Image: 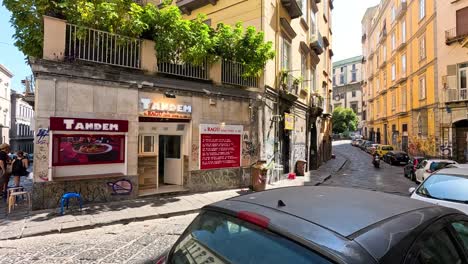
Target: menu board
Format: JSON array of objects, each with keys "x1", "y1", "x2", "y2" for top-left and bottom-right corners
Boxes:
[{"x1": 200, "y1": 124, "x2": 243, "y2": 170}]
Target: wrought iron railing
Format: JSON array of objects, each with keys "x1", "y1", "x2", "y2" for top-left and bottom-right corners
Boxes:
[
  {"x1": 65, "y1": 23, "x2": 141, "y2": 69},
  {"x1": 221, "y1": 60, "x2": 258, "y2": 87},
  {"x1": 445, "y1": 27, "x2": 468, "y2": 44},
  {"x1": 446, "y1": 88, "x2": 468, "y2": 101},
  {"x1": 157, "y1": 53, "x2": 209, "y2": 80}
]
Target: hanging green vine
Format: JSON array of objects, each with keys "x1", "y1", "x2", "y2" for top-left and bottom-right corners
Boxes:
[{"x1": 3, "y1": 0, "x2": 274, "y2": 77}]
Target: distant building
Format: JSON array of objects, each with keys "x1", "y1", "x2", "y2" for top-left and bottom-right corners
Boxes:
[
  {"x1": 0, "y1": 64, "x2": 12, "y2": 144},
  {"x1": 10, "y1": 90, "x2": 34, "y2": 153},
  {"x1": 332, "y1": 56, "x2": 364, "y2": 131}
]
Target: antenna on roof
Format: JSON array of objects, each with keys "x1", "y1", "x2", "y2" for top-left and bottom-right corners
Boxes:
[{"x1": 277, "y1": 200, "x2": 286, "y2": 207}]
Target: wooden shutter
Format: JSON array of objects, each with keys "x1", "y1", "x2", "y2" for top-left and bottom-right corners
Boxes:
[{"x1": 456, "y1": 7, "x2": 468, "y2": 37}]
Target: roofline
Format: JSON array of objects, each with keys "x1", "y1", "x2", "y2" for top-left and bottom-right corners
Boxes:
[
  {"x1": 0, "y1": 64, "x2": 14, "y2": 78},
  {"x1": 361, "y1": 5, "x2": 379, "y2": 23},
  {"x1": 333, "y1": 56, "x2": 363, "y2": 67}
]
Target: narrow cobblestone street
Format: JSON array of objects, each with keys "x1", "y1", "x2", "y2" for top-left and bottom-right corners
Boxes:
[
  {"x1": 0, "y1": 140, "x2": 419, "y2": 263},
  {"x1": 323, "y1": 140, "x2": 417, "y2": 195}
]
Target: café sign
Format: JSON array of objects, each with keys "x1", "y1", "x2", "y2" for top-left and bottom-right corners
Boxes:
[
  {"x1": 50, "y1": 117, "x2": 129, "y2": 132},
  {"x1": 140, "y1": 98, "x2": 192, "y2": 119}
]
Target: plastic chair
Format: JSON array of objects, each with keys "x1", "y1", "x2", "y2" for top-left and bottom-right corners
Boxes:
[
  {"x1": 60, "y1": 192, "x2": 83, "y2": 215},
  {"x1": 8, "y1": 191, "x2": 31, "y2": 214}
]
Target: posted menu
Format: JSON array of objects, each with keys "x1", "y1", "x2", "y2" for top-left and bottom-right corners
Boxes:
[{"x1": 200, "y1": 124, "x2": 243, "y2": 170}]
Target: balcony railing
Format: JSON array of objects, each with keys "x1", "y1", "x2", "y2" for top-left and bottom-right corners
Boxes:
[
  {"x1": 221, "y1": 60, "x2": 258, "y2": 87},
  {"x1": 158, "y1": 53, "x2": 209, "y2": 80},
  {"x1": 310, "y1": 33, "x2": 324, "y2": 55},
  {"x1": 396, "y1": 1, "x2": 407, "y2": 20},
  {"x1": 446, "y1": 27, "x2": 468, "y2": 45},
  {"x1": 281, "y1": 0, "x2": 303, "y2": 19},
  {"x1": 65, "y1": 23, "x2": 142, "y2": 69},
  {"x1": 378, "y1": 28, "x2": 387, "y2": 44},
  {"x1": 446, "y1": 88, "x2": 468, "y2": 102}
]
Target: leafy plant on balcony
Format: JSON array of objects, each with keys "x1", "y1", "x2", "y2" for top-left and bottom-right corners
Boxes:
[{"x1": 4, "y1": 0, "x2": 274, "y2": 77}]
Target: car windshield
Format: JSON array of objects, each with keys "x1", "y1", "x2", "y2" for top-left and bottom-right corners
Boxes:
[
  {"x1": 416, "y1": 174, "x2": 468, "y2": 204},
  {"x1": 170, "y1": 211, "x2": 332, "y2": 264}
]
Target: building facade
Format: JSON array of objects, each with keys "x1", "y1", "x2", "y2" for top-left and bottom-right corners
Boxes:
[
  {"x1": 10, "y1": 90, "x2": 34, "y2": 154},
  {"x1": 182, "y1": 0, "x2": 334, "y2": 175},
  {"x1": 30, "y1": 0, "x2": 333, "y2": 209},
  {"x1": 0, "y1": 64, "x2": 12, "y2": 144},
  {"x1": 436, "y1": 1, "x2": 468, "y2": 163},
  {"x1": 362, "y1": 0, "x2": 437, "y2": 153},
  {"x1": 332, "y1": 56, "x2": 363, "y2": 130}
]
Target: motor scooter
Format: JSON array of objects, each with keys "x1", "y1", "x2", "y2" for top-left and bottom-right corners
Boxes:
[{"x1": 372, "y1": 155, "x2": 380, "y2": 168}]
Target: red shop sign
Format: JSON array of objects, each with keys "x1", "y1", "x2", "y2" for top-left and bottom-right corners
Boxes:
[
  {"x1": 200, "y1": 134, "x2": 241, "y2": 170},
  {"x1": 50, "y1": 117, "x2": 128, "y2": 132}
]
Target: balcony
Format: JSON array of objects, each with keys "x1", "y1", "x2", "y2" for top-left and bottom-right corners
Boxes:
[
  {"x1": 396, "y1": 1, "x2": 407, "y2": 20},
  {"x1": 446, "y1": 88, "x2": 468, "y2": 102},
  {"x1": 446, "y1": 27, "x2": 468, "y2": 46},
  {"x1": 396, "y1": 72, "x2": 407, "y2": 84},
  {"x1": 397, "y1": 39, "x2": 407, "y2": 51},
  {"x1": 176, "y1": 0, "x2": 218, "y2": 15},
  {"x1": 399, "y1": 103, "x2": 407, "y2": 113},
  {"x1": 158, "y1": 53, "x2": 209, "y2": 80},
  {"x1": 43, "y1": 16, "x2": 261, "y2": 88},
  {"x1": 322, "y1": 35, "x2": 330, "y2": 48},
  {"x1": 281, "y1": 0, "x2": 302, "y2": 19},
  {"x1": 310, "y1": 33, "x2": 324, "y2": 55},
  {"x1": 221, "y1": 60, "x2": 258, "y2": 88},
  {"x1": 378, "y1": 28, "x2": 387, "y2": 44}
]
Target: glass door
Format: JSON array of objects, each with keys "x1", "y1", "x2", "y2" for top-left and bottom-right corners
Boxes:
[
  {"x1": 158, "y1": 135, "x2": 182, "y2": 185},
  {"x1": 459, "y1": 65, "x2": 467, "y2": 100}
]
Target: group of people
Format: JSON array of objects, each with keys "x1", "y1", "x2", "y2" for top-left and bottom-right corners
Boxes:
[{"x1": 0, "y1": 143, "x2": 30, "y2": 196}]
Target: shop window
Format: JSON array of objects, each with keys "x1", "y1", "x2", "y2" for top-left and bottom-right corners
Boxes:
[
  {"x1": 52, "y1": 134, "x2": 126, "y2": 166},
  {"x1": 140, "y1": 135, "x2": 155, "y2": 154}
]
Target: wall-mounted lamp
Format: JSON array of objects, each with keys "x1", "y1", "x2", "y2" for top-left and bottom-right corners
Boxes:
[{"x1": 164, "y1": 91, "x2": 176, "y2": 98}]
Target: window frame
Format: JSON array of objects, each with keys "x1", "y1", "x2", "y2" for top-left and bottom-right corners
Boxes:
[
  {"x1": 419, "y1": 34, "x2": 426, "y2": 61},
  {"x1": 419, "y1": 0, "x2": 426, "y2": 20},
  {"x1": 419, "y1": 75, "x2": 426, "y2": 100},
  {"x1": 401, "y1": 20, "x2": 406, "y2": 43},
  {"x1": 281, "y1": 37, "x2": 292, "y2": 71},
  {"x1": 403, "y1": 216, "x2": 468, "y2": 264},
  {"x1": 392, "y1": 63, "x2": 396, "y2": 81}
]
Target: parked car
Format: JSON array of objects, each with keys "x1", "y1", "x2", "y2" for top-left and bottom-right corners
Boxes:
[
  {"x1": 156, "y1": 186, "x2": 468, "y2": 264},
  {"x1": 404, "y1": 156, "x2": 426, "y2": 181},
  {"x1": 383, "y1": 151, "x2": 409, "y2": 165},
  {"x1": 410, "y1": 168, "x2": 468, "y2": 214},
  {"x1": 351, "y1": 139, "x2": 363, "y2": 147},
  {"x1": 414, "y1": 159, "x2": 458, "y2": 183},
  {"x1": 361, "y1": 141, "x2": 374, "y2": 151},
  {"x1": 358, "y1": 140, "x2": 369, "y2": 150},
  {"x1": 444, "y1": 163, "x2": 468, "y2": 169},
  {"x1": 366, "y1": 143, "x2": 380, "y2": 154},
  {"x1": 375, "y1": 145, "x2": 394, "y2": 157}
]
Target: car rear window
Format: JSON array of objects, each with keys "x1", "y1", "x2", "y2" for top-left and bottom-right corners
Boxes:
[
  {"x1": 170, "y1": 211, "x2": 333, "y2": 264},
  {"x1": 382, "y1": 146, "x2": 393, "y2": 150},
  {"x1": 416, "y1": 174, "x2": 468, "y2": 204},
  {"x1": 430, "y1": 162, "x2": 453, "y2": 171}
]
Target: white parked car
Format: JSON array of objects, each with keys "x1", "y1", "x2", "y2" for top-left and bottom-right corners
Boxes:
[
  {"x1": 410, "y1": 168, "x2": 468, "y2": 214},
  {"x1": 414, "y1": 159, "x2": 457, "y2": 183}
]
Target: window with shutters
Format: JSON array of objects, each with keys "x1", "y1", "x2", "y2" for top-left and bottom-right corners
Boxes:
[
  {"x1": 419, "y1": 75, "x2": 426, "y2": 100},
  {"x1": 456, "y1": 7, "x2": 468, "y2": 37},
  {"x1": 419, "y1": 35, "x2": 426, "y2": 61}
]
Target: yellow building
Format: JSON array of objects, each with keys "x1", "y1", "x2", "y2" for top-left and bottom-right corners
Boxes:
[
  {"x1": 178, "y1": 0, "x2": 334, "y2": 173},
  {"x1": 362, "y1": 0, "x2": 437, "y2": 156}
]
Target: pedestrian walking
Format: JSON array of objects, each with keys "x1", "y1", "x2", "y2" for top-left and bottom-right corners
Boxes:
[
  {"x1": 0, "y1": 143, "x2": 11, "y2": 196},
  {"x1": 12, "y1": 151, "x2": 29, "y2": 187}
]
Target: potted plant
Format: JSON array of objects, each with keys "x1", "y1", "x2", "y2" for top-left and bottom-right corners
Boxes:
[
  {"x1": 292, "y1": 76, "x2": 303, "y2": 95},
  {"x1": 279, "y1": 69, "x2": 289, "y2": 91}
]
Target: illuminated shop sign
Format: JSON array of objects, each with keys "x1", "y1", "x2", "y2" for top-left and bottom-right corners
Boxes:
[
  {"x1": 50, "y1": 117, "x2": 128, "y2": 132},
  {"x1": 139, "y1": 98, "x2": 192, "y2": 119}
]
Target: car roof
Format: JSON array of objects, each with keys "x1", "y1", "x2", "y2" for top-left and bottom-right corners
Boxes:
[
  {"x1": 434, "y1": 167, "x2": 468, "y2": 176},
  {"x1": 426, "y1": 159, "x2": 455, "y2": 163},
  {"x1": 219, "y1": 186, "x2": 435, "y2": 238}
]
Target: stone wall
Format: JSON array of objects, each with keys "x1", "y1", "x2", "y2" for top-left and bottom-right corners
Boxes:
[
  {"x1": 32, "y1": 176, "x2": 138, "y2": 210},
  {"x1": 184, "y1": 167, "x2": 250, "y2": 192}
]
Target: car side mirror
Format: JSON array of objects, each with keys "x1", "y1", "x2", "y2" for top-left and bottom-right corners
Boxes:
[{"x1": 409, "y1": 187, "x2": 416, "y2": 194}]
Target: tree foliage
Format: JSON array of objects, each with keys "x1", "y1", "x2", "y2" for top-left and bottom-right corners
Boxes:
[
  {"x1": 3, "y1": 0, "x2": 274, "y2": 76},
  {"x1": 332, "y1": 107, "x2": 358, "y2": 134}
]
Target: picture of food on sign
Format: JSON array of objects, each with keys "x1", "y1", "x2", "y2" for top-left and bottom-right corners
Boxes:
[{"x1": 55, "y1": 135, "x2": 124, "y2": 166}]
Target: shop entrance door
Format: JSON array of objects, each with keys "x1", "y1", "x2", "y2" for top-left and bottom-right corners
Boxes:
[{"x1": 158, "y1": 135, "x2": 182, "y2": 185}]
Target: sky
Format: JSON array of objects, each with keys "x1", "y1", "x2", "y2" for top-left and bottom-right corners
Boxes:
[
  {"x1": 332, "y1": 0, "x2": 381, "y2": 62},
  {"x1": 0, "y1": 4, "x2": 32, "y2": 93},
  {"x1": 0, "y1": 0, "x2": 380, "y2": 90}
]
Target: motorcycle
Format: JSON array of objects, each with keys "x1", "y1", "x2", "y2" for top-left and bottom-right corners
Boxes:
[{"x1": 372, "y1": 155, "x2": 380, "y2": 168}]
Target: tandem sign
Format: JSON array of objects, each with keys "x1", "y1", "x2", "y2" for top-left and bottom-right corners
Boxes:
[
  {"x1": 139, "y1": 98, "x2": 192, "y2": 119},
  {"x1": 50, "y1": 117, "x2": 129, "y2": 132}
]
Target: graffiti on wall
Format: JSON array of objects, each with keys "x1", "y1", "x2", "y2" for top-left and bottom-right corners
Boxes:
[
  {"x1": 191, "y1": 143, "x2": 199, "y2": 170},
  {"x1": 107, "y1": 179, "x2": 133, "y2": 195},
  {"x1": 439, "y1": 141, "x2": 453, "y2": 158},
  {"x1": 292, "y1": 143, "x2": 306, "y2": 162},
  {"x1": 408, "y1": 136, "x2": 437, "y2": 157},
  {"x1": 189, "y1": 169, "x2": 240, "y2": 192},
  {"x1": 36, "y1": 128, "x2": 49, "y2": 144}
]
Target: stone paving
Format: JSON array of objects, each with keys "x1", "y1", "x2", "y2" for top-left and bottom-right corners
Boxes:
[
  {"x1": 322, "y1": 140, "x2": 418, "y2": 195},
  {"x1": 0, "y1": 143, "x2": 348, "y2": 241}
]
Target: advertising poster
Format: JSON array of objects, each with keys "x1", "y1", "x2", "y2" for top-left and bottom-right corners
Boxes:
[
  {"x1": 52, "y1": 134, "x2": 125, "y2": 166},
  {"x1": 200, "y1": 124, "x2": 243, "y2": 170},
  {"x1": 285, "y1": 113, "x2": 294, "y2": 130}
]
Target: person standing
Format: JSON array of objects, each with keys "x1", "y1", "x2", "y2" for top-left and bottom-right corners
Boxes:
[
  {"x1": 0, "y1": 143, "x2": 11, "y2": 195},
  {"x1": 12, "y1": 151, "x2": 29, "y2": 187}
]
